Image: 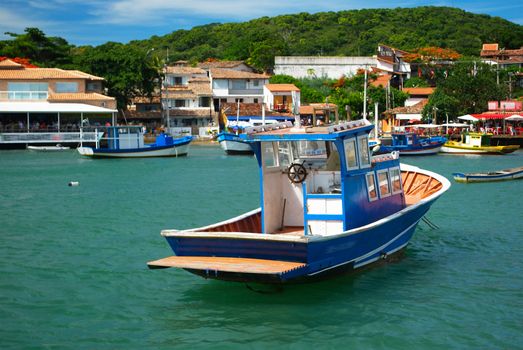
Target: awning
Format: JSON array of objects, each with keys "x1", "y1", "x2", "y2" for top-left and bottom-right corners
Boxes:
[
  {"x1": 0, "y1": 101, "x2": 117, "y2": 113},
  {"x1": 472, "y1": 113, "x2": 514, "y2": 120}
]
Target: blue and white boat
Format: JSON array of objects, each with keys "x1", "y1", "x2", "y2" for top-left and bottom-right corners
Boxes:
[
  {"x1": 217, "y1": 111, "x2": 294, "y2": 155},
  {"x1": 148, "y1": 120, "x2": 450, "y2": 283},
  {"x1": 379, "y1": 132, "x2": 446, "y2": 155},
  {"x1": 453, "y1": 166, "x2": 523, "y2": 183},
  {"x1": 78, "y1": 126, "x2": 192, "y2": 158}
]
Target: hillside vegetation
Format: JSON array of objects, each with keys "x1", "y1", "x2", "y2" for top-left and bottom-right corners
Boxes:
[{"x1": 128, "y1": 6, "x2": 523, "y2": 70}]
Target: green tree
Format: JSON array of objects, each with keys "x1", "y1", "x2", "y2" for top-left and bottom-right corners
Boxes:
[
  {"x1": 0, "y1": 28, "x2": 72, "y2": 67},
  {"x1": 423, "y1": 61, "x2": 507, "y2": 122},
  {"x1": 74, "y1": 43, "x2": 161, "y2": 110}
]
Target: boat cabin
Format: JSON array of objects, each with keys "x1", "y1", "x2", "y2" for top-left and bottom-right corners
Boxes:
[{"x1": 244, "y1": 120, "x2": 406, "y2": 236}]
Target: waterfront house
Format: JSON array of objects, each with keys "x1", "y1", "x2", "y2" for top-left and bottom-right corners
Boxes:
[
  {"x1": 481, "y1": 43, "x2": 523, "y2": 88},
  {"x1": 209, "y1": 68, "x2": 270, "y2": 111},
  {"x1": 162, "y1": 63, "x2": 214, "y2": 135},
  {"x1": 0, "y1": 58, "x2": 117, "y2": 147},
  {"x1": 263, "y1": 83, "x2": 300, "y2": 113}
]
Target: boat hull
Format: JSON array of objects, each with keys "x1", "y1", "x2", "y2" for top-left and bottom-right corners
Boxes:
[
  {"x1": 441, "y1": 142, "x2": 519, "y2": 154},
  {"x1": 453, "y1": 167, "x2": 523, "y2": 183},
  {"x1": 77, "y1": 139, "x2": 191, "y2": 158},
  {"x1": 217, "y1": 132, "x2": 253, "y2": 154}
]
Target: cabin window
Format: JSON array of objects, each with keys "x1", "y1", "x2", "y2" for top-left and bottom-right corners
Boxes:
[
  {"x1": 343, "y1": 138, "x2": 358, "y2": 170},
  {"x1": 277, "y1": 141, "x2": 293, "y2": 166},
  {"x1": 390, "y1": 167, "x2": 402, "y2": 194},
  {"x1": 377, "y1": 170, "x2": 391, "y2": 198},
  {"x1": 296, "y1": 140, "x2": 327, "y2": 159},
  {"x1": 262, "y1": 142, "x2": 277, "y2": 167},
  {"x1": 366, "y1": 172, "x2": 378, "y2": 201},
  {"x1": 357, "y1": 135, "x2": 371, "y2": 168}
]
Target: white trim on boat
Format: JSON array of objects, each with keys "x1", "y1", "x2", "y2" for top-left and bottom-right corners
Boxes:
[{"x1": 307, "y1": 220, "x2": 418, "y2": 276}]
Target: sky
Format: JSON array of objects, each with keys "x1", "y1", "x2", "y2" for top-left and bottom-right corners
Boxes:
[{"x1": 1, "y1": 0, "x2": 522, "y2": 46}]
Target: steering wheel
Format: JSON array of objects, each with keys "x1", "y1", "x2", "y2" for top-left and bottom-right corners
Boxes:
[{"x1": 287, "y1": 163, "x2": 308, "y2": 183}]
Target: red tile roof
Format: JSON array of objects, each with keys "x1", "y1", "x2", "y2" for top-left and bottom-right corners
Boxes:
[
  {"x1": 210, "y1": 68, "x2": 270, "y2": 79},
  {"x1": 402, "y1": 87, "x2": 435, "y2": 96},
  {"x1": 265, "y1": 84, "x2": 300, "y2": 92}
]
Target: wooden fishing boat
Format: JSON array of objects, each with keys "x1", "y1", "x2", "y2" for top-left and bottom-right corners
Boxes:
[
  {"x1": 77, "y1": 126, "x2": 192, "y2": 158},
  {"x1": 379, "y1": 132, "x2": 446, "y2": 155},
  {"x1": 453, "y1": 166, "x2": 523, "y2": 183},
  {"x1": 148, "y1": 119, "x2": 450, "y2": 284},
  {"x1": 441, "y1": 133, "x2": 519, "y2": 154}
]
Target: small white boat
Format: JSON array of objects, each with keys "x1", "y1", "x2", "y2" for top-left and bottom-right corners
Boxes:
[
  {"x1": 453, "y1": 166, "x2": 523, "y2": 183},
  {"x1": 77, "y1": 126, "x2": 192, "y2": 158},
  {"x1": 27, "y1": 144, "x2": 70, "y2": 151}
]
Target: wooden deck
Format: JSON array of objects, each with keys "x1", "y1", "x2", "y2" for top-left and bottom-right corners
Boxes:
[{"x1": 147, "y1": 256, "x2": 306, "y2": 274}]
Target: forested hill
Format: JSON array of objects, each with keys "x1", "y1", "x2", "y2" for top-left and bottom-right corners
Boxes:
[{"x1": 127, "y1": 6, "x2": 523, "y2": 69}]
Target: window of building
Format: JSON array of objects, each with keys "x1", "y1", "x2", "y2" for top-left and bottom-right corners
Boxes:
[
  {"x1": 377, "y1": 170, "x2": 391, "y2": 198},
  {"x1": 173, "y1": 76, "x2": 183, "y2": 85},
  {"x1": 343, "y1": 138, "x2": 358, "y2": 170},
  {"x1": 213, "y1": 79, "x2": 228, "y2": 89},
  {"x1": 252, "y1": 80, "x2": 260, "y2": 87},
  {"x1": 174, "y1": 100, "x2": 186, "y2": 107},
  {"x1": 390, "y1": 167, "x2": 402, "y2": 194},
  {"x1": 7, "y1": 82, "x2": 48, "y2": 100},
  {"x1": 366, "y1": 172, "x2": 378, "y2": 201},
  {"x1": 232, "y1": 80, "x2": 246, "y2": 90},
  {"x1": 86, "y1": 82, "x2": 101, "y2": 92},
  {"x1": 56, "y1": 82, "x2": 78, "y2": 93},
  {"x1": 199, "y1": 97, "x2": 211, "y2": 107},
  {"x1": 254, "y1": 98, "x2": 259, "y2": 103},
  {"x1": 235, "y1": 98, "x2": 244, "y2": 103}
]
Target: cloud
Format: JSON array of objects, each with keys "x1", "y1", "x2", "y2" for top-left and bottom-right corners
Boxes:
[{"x1": 90, "y1": 0, "x2": 357, "y2": 25}]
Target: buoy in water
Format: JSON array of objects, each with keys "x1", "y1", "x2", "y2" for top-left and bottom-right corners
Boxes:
[{"x1": 68, "y1": 181, "x2": 79, "y2": 187}]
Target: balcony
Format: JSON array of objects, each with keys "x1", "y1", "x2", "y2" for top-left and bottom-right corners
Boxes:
[
  {"x1": 228, "y1": 88, "x2": 263, "y2": 95},
  {"x1": 0, "y1": 91, "x2": 48, "y2": 101}
]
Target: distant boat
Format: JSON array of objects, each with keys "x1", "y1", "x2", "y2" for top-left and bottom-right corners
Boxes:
[
  {"x1": 216, "y1": 107, "x2": 294, "y2": 155},
  {"x1": 27, "y1": 144, "x2": 70, "y2": 151},
  {"x1": 379, "y1": 132, "x2": 446, "y2": 155},
  {"x1": 441, "y1": 133, "x2": 519, "y2": 154},
  {"x1": 453, "y1": 166, "x2": 523, "y2": 183},
  {"x1": 148, "y1": 119, "x2": 450, "y2": 284},
  {"x1": 216, "y1": 131, "x2": 253, "y2": 155},
  {"x1": 77, "y1": 126, "x2": 192, "y2": 158}
]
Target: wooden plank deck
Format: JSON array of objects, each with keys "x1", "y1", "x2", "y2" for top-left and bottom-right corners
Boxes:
[{"x1": 147, "y1": 256, "x2": 306, "y2": 274}]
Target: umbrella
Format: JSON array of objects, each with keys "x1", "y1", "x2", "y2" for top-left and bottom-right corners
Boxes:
[
  {"x1": 457, "y1": 114, "x2": 479, "y2": 122},
  {"x1": 505, "y1": 114, "x2": 523, "y2": 121}
]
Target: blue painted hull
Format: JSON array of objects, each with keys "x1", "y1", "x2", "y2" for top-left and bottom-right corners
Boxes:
[{"x1": 164, "y1": 199, "x2": 434, "y2": 283}]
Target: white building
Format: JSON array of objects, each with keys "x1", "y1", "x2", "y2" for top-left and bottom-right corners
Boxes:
[
  {"x1": 274, "y1": 56, "x2": 377, "y2": 79},
  {"x1": 209, "y1": 68, "x2": 270, "y2": 110}
]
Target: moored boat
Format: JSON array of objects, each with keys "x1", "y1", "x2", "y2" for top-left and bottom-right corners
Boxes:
[
  {"x1": 453, "y1": 166, "x2": 523, "y2": 183},
  {"x1": 148, "y1": 119, "x2": 450, "y2": 284},
  {"x1": 379, "y1": 132, "x2": 446, "y2": 155},
  {"x1": 77, "y1": 126, "x2": 192, "y2": 158},
  {"x1": 441, "y1": 132, "x2": 519, "y2": 154},
  {"x1": 27, "y1": 144, "x2": 70, "y2": 151}
]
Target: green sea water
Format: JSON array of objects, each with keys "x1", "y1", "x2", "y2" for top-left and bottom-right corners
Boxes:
[{"x1": 1, "y1": 145, "x2": 522, "y2": 349}]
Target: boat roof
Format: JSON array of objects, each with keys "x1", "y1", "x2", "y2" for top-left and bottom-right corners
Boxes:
[{"x1": 243, "y1": 119, "x2": 374, "y2": 142}]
